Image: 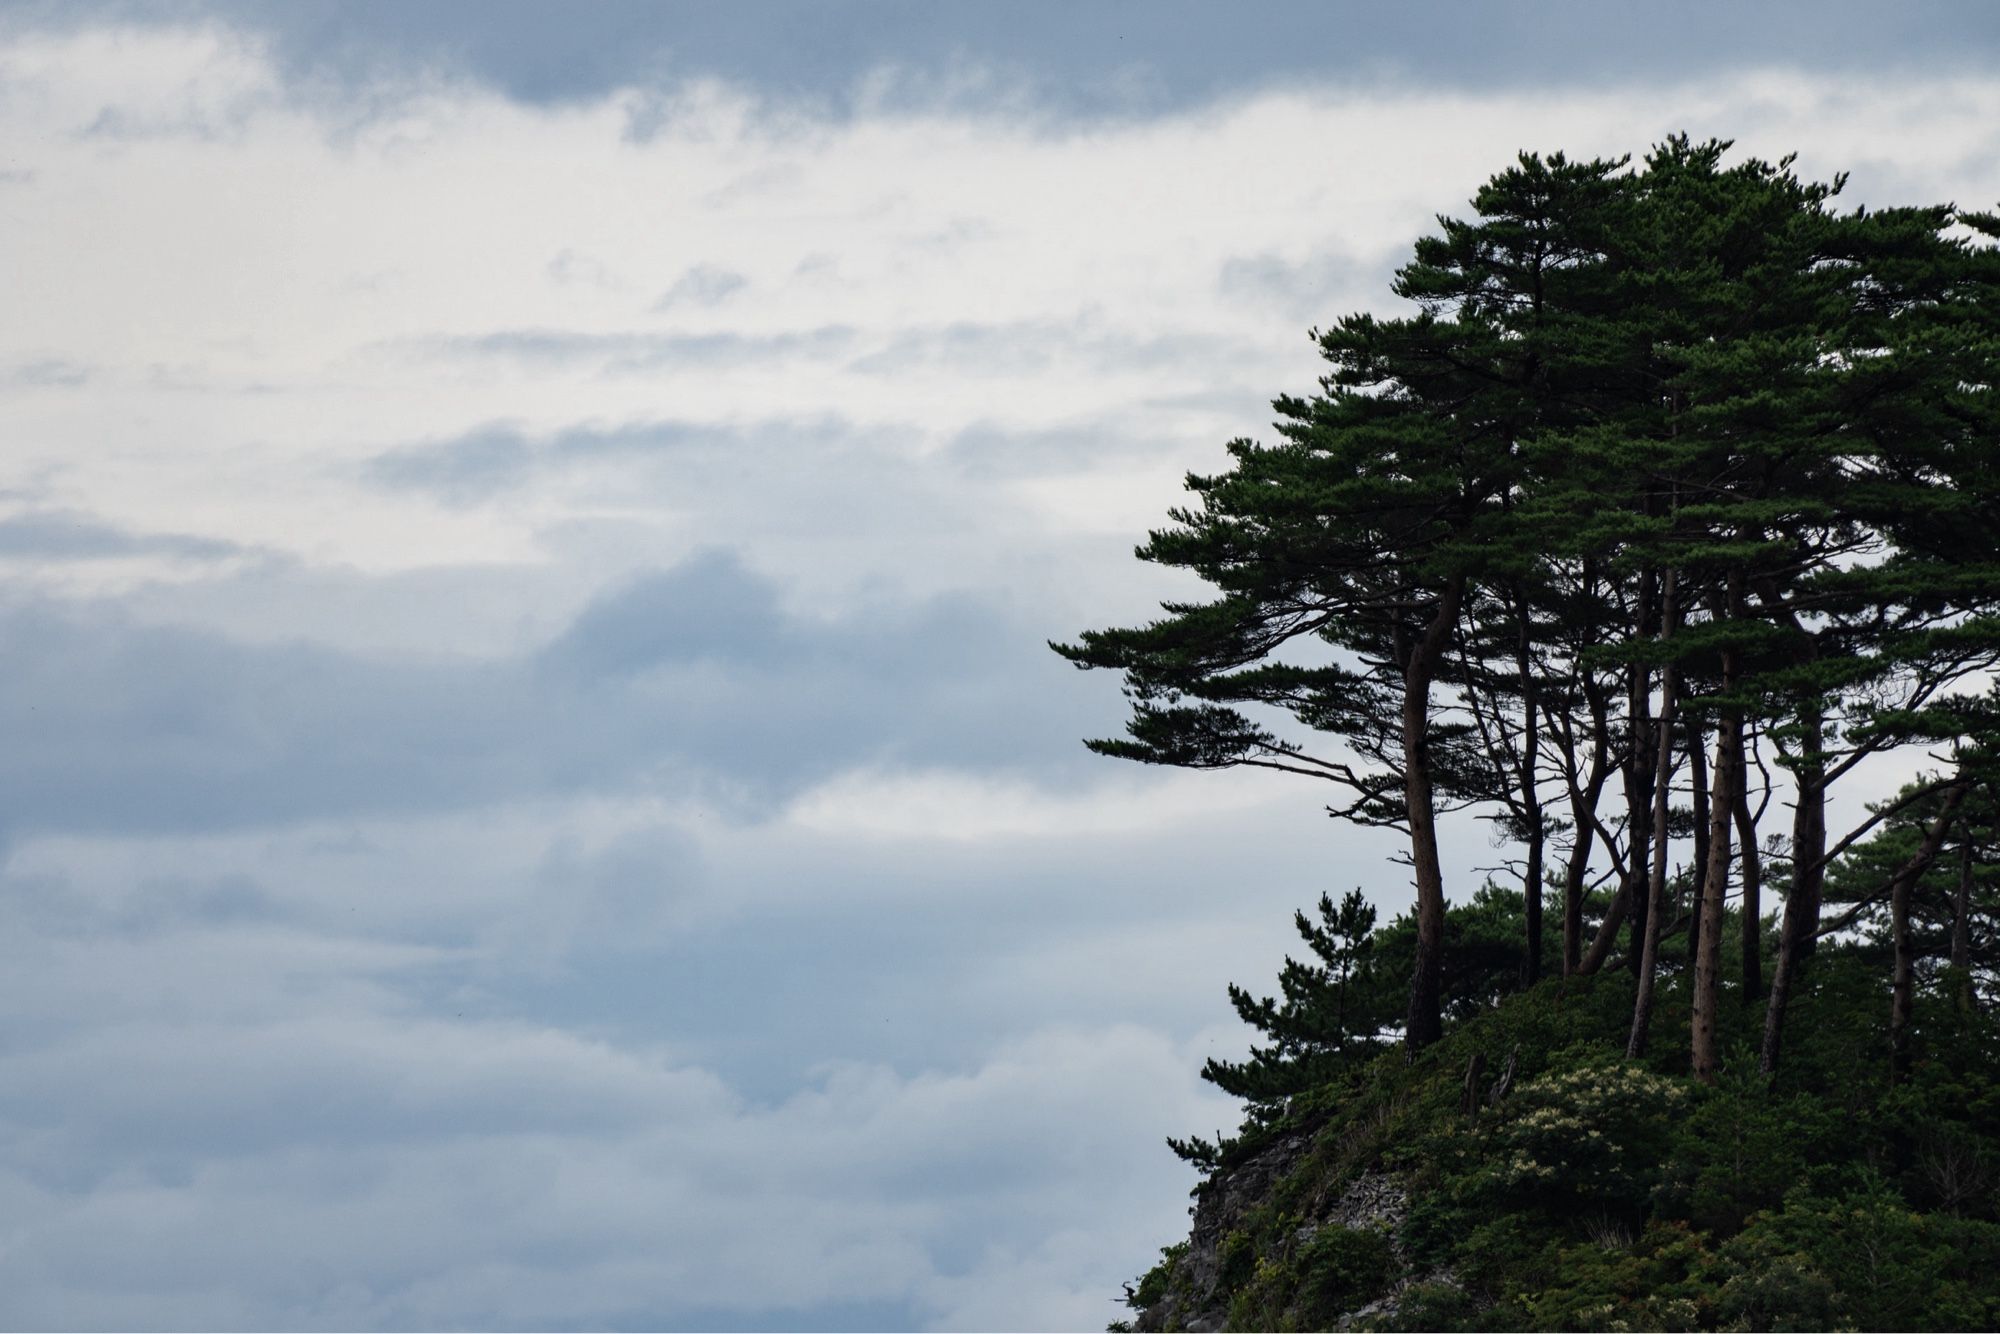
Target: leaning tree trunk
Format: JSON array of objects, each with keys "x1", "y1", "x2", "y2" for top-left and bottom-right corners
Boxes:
[
  {"x1": 1624, "y1": 700, "x2": 1656, "y2": 980},
  {"x1": 1610, "y1": 573, "x2": 1657, "y2": 979},
  {"x1": 1513, "y1": 585, "x2": 1545, "y2": 987},
  {"x1": 1736, "y1": 776, "x2": 1763, "y2": 1002},
  {"x1": 1761, "y1": 701, "x2": 1826, "y2": 1076},
  {"x1": 1562, "y1": 681, "x2": 1611, "y2": 976},
  {"x1": 1954, "y1": 833, "x2": 1976, "y2": 1014},
  {"x1": 1892, "y1": 781, "x2": 1971, "y2": 1081},
  {"x1": 1578, "y1": 880, "x2": 1630, "y2": 976},
  {"x1": 1560, "y1": 810, "x2": 1595, "y2": 977},
  {"x1": 1522, "y1": 806, "x2": 1545, "y2": 988},
  {"x1": 1403, "y1": 575, "x2": 1467, "y2": 1053},
  {"x1": 1504, "y1": 580, "x2": 1536, "y2": 988},
  {"x1": 1629, "y1": 568, "x2": 1680, "y2": 1058},
  {"x1": 1692, "y1": 699, "x2": 1741, "y2": 1082},
  {"x1": 1686, "y1": 718, "x2": 1711, "y2": 973}
]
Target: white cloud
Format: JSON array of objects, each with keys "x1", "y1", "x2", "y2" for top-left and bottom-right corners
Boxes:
[
  {"x1": 784, "y1": 764, "x2": 1292, "y2": 842},
  {"x1": 6, "y1": 28, "x2": 1997, "y2": 609},
  {"x1": 3, "y1": 19, "x2": 1999, "y2": 1331},
  {"x1": 0, "y1": 901, "x2": 1227, "y2": 1329}
]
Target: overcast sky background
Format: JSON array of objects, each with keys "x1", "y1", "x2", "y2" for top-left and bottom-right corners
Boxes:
[{"x1": 3, "y1": 4, "x2": 2000, "y2": 1329}]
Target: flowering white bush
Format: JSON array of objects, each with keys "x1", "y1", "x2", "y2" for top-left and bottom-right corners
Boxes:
[{"x1": 1482, "y1": 1061, "x2": 1690, "y2": 1207}]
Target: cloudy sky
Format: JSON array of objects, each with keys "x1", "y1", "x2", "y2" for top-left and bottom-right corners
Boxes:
[{"x1": 3, "y1": 3, "x2": 1999, "y2": 1329}]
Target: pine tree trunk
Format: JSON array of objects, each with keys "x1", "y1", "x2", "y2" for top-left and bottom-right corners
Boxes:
[
  {"x1": 1892, "y1": 782, "x2": 1970, "y2": 1081},
  {"x1": 1561, "y1": 822, "x2": 1592, "y2": 977},
  {"x1": 1761, "y1": 704, "x2": 1826, "y2": 1076},
  {"x1": 1578, "y1": 879, "x2": 1628, "y2": 976},
  {"x1": 1516, "y1": 589, "x2": 1544, "y2": 987},
  {"x1": 1687, "y1": 720, "x2": 1710, "y2": 972},
  {"x1": 1523, "y1": 821, "x2": 1544, "y2": 987},
  {"x1": 1561, "y1": 685, "x2": 1610, "y2": 977},
  {"x1": 1621, "y1": 575, "x2": 1657, "y2": 979},
  {"x1": 1890, "y1": 863, "x2": 1916, "y2": 1082},
  {"x1": 1736, "y1": 778, "x2": 1763, "y2": 1003},
  {"x1": 1954, "y1": 833, "x2": 1976, "y2": 1014},
  {"x1": 1628, "y1": 568, "x2": 1680, "y2": 1059},
  {"x1": 1403, "y1": 575, "x2": 1467, "y2": 1053},
  {"x1": 1692, "y1": 710, "x2": 1740, "y2": 1084}
]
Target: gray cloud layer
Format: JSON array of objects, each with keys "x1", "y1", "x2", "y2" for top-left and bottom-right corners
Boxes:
[
  {"x1": 0, "y1": 510, "x2": 244, "y2": 562},
  {"x1": 4, "y1": 12, "x2": 1989, "y2": 1329},
  {"x1": 15, "y1": 1, "x2": 1999, "y2": 114},
  {"x1": 0, "y1": 548, "x2": 1096, "y2": 839}
]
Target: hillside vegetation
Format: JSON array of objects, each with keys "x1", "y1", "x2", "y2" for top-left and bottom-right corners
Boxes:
[{"x1": 1118, "y1": 894, "x2": 2000, "y2": 1331}]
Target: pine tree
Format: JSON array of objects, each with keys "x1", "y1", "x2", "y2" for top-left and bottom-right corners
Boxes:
[
  {"x1": 1198, "y1": 889, "x2": 1385, "y2": 1105},
  {"x1": 1059, "y1": 138, "x2": 2000, "y2": 1073},
  {"x1": 1055, "y1": 152, "x2": 1632, "y2": 1051}
]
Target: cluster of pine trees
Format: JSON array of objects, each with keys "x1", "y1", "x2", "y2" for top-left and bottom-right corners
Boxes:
[{"x1": 1056, "y1": 137, "x2": 2000, "y2": 1088}]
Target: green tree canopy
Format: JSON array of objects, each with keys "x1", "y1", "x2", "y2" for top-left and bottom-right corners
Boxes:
[{"x1": 1059, "y1": 137, "x2": 2000, "y2": 1073}]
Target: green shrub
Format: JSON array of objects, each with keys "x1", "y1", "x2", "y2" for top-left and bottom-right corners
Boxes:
[
  {"x1": 1657, "y1": 1056, "x2": 1834, "y2": 1233},
  {"x1": 1475, "y1": 1056, "x2": 1690, "y2": 1213},
  {"x1": 1218, "y1": 1228, "x2": 1256, "y2": 1295},
  {"x1": 1293, "y1": 1225, "x2": 1397, "y2": 1326},
  {"x1": 1353, "y1": 1280, "x2": 1480, "y2": 1331},
  {"x1": 1129, "y1": 1241, "x2": 1185, "y2": 1310},
  {"x1": 1719, "y1": 1180, "x2": 2000, "y2": 1331},
  {"x1": 1505, "y1": 1222, "x2": 1717, "y2": 1331}
]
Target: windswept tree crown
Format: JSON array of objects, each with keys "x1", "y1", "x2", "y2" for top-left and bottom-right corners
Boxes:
[{"x1": 1057, "y1": 137, "x2": 2000, "y2": 1068}]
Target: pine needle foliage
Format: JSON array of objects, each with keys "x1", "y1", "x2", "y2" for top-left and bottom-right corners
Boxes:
[{"x1": 1058, "y1": 136, "x2": 2000, "y2": 1075}]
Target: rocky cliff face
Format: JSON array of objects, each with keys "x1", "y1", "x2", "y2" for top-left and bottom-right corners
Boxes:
[
  {"x1": 1133, "y1": 1128, "x2": 1309, "y2": 1332},
  {"x1": 1126, "y1": 1121, "x2": 1437, "y2": 1332}
]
